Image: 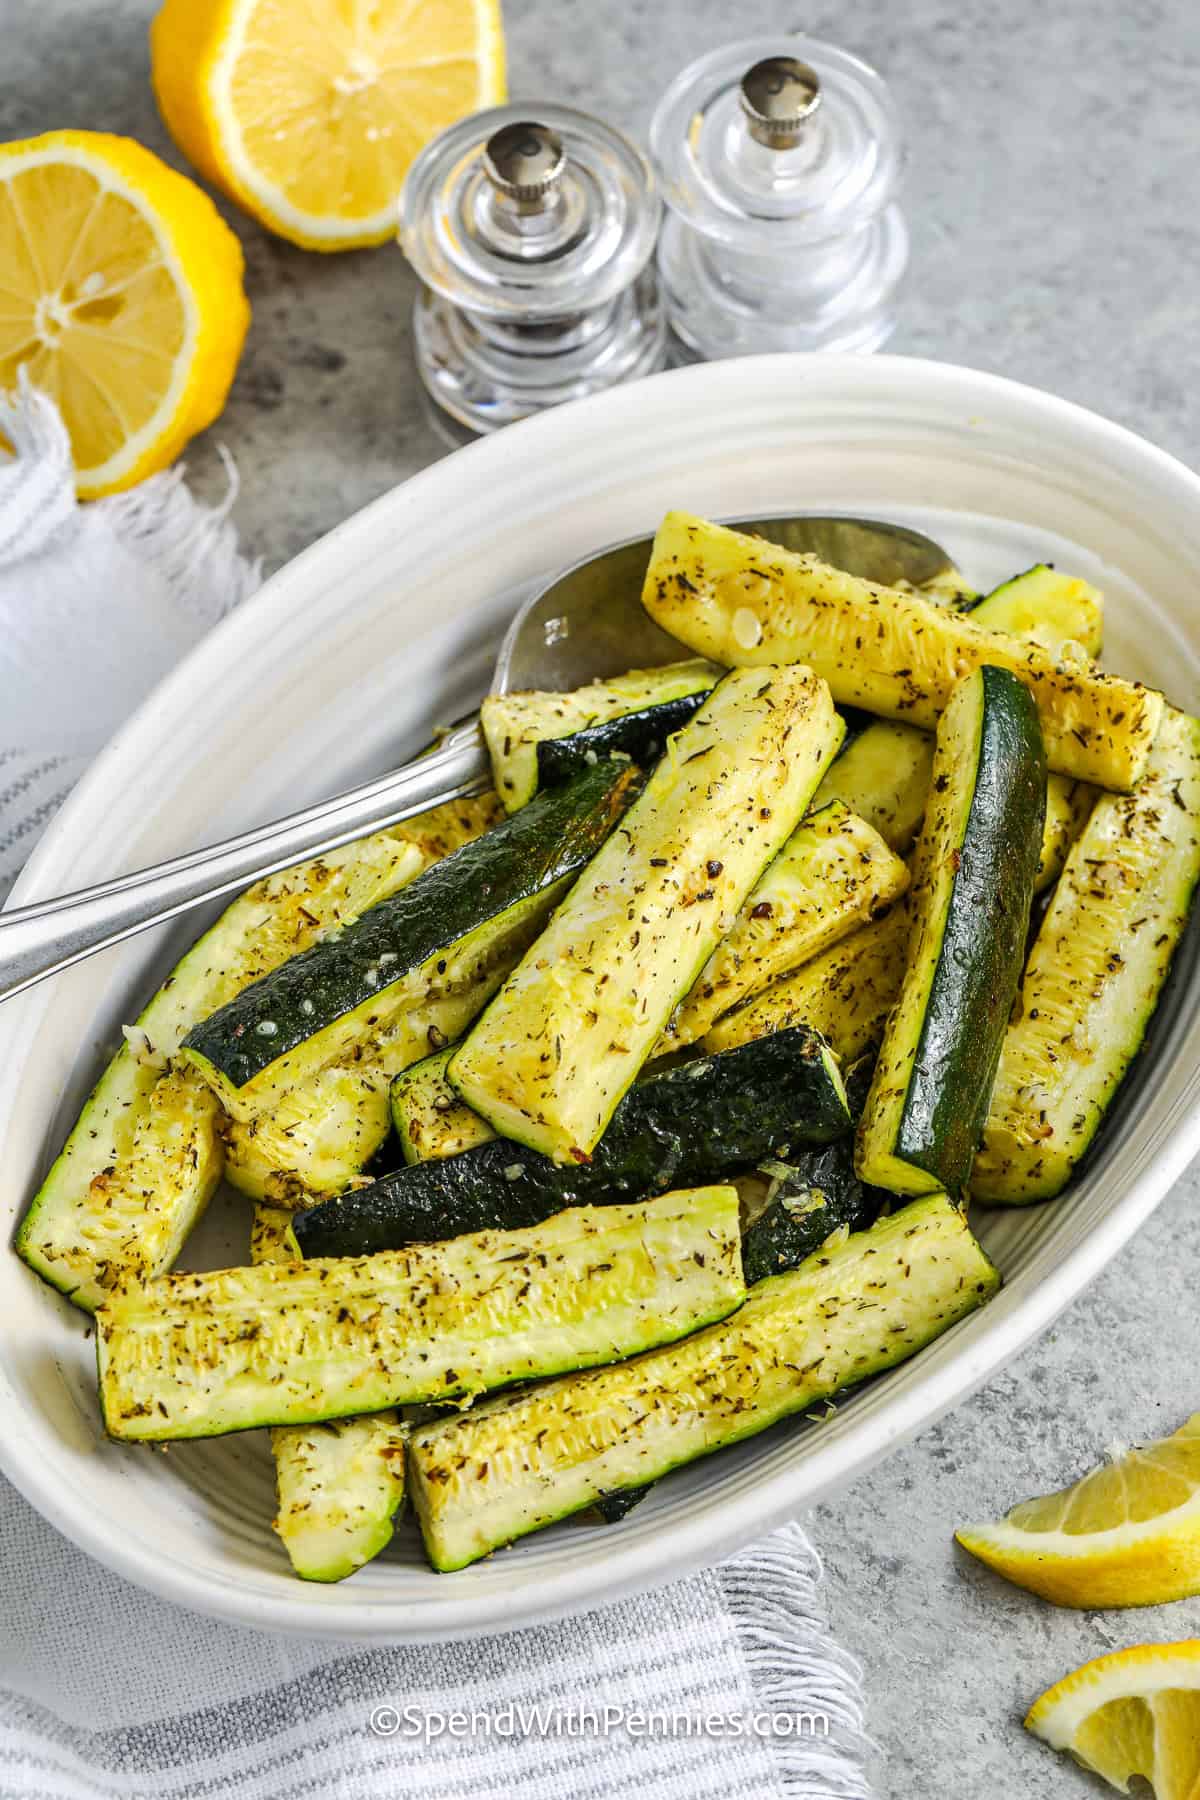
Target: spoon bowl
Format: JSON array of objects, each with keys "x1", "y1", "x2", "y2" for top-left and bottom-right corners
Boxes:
[{"x1": 496, "y1": 513, "x2": 954, "y2": 691}]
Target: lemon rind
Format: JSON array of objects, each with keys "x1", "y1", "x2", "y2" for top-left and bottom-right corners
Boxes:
[{"x1": 1027, "y1": 1642, "x2": 1200, "y2": 1748}]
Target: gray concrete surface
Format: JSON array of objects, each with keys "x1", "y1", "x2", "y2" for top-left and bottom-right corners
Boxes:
[{"x1": 6, "y1": 0, "x2": 1200, "y2": 1792}]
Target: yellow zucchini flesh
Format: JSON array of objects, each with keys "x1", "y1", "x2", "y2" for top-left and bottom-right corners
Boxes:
[
  {"x1": 449, "y1": 665, "x2": 845, "y2": 1162},
  {"x1": 973, "y1": 707, "x2": 1200, "y2": 1202},
  {"x1": 96, "y1": 1185, "x2": 746, "y2": 1441},
  {"x1": 410, "y1": 1193, "x2": 999, "y2": 1571},
  {"x1": 391, "y1": 1046, "x2": 496, "y2": 1164},
  {"x1": 1037, "y1": 777, "x2": 1096, "y2": 892},
  {"x1": 812, "y1": 563, "x2": 1103, "y2": 880},
  {"x1": 662, "y1": 800, "x2": 909, "y2": 1047},
  {"x1": 270, "y1": 1417, "x2": 408, "y2": 1583},
  {"x1": 816, "y1": 720, "x2": 935, "y2": 856},
  {"x1": 384, "y1": 793, "x2": 507, "y2": 860},
  {"x1": 251, "y1": 1206, "x2": 408, "y2": 1583},
  {"x1": 642, "y1": 512, "x2": 1162, "y2": 791},
  {"x1": 971, "y1": 563, "x2": 1103, "y2": 656},
  {"x1": 223, "y1": 1065, "x2": 392, "y2": 1206},
  {"x1": 704, "y1": 901, "x2": 911, "y2": 1064}
]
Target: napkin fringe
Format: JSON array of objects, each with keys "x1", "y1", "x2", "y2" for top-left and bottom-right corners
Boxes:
[
  {"x1": 719, "y1": 1524, "x2": 874, "y2": 1798},
  {"x1": 0, "y1": 372, "x2": 259, "y2": 616},
  {"x1": 100, "y1": 445, "x2": 260, "y2": 621}
]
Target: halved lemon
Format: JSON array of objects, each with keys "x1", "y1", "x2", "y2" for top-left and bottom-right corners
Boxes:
[
  {"x1": 0, "y1": 131, "x2": 249, "y2": 497},
  {"x1": 957, "y1": 1413, "x2": 1200, "y2": 1608},
  {"x1": 150, "y1": 0, "x2": 507, "y2": 251},
  {"x1": 1027, "y1": 1642, "x2": 1200, "y2": 1797}
]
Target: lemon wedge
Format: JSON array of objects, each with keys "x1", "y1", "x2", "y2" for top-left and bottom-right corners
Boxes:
[
  {"x1": 0, "y1": 131, "x2": 249, "y2": 497},
  {"x1": 957, "y1": 1413, "x2": 1200, "y2": 1607},
  {"x1": 151, "y1": 0, "x2": 506, "y2": 251},
  {"x1": 1027, "y1": 1642, "x2": 1200, "y2": 1796}
]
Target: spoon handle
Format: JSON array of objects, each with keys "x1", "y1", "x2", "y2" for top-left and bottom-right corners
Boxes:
[{"x1": 0, "y1": 720, "x2": 490, "y2": 1007}]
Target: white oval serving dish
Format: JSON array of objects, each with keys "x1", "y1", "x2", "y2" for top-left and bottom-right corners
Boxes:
[{"x1": 2, "y1": 354, "x2": 1199, "y2": 1639}]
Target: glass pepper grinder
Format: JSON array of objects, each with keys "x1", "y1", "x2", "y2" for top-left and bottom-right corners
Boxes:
[
  {"x1": 400, "y1": 104, "x2": 666, "y2": 435},
  {"x1": 649, "y1": 36, "x2": 908, "y2": 362}
]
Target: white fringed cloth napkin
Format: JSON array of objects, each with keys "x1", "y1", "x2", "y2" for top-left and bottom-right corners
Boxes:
[
  {"x1": 0, "y1": 378, "x2": 258, "y2": 900},
  {"x1": 0, "y1": 382, "x2": 873, "y2": 1800}
]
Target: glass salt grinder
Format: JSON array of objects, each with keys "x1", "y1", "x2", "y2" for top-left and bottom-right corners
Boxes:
[
  {"x1": 399, "y1": 104, "x2": 666, "y2": 435},
  {"x1": 649, "y1": 37, "x2": 908, "y2": 362}
]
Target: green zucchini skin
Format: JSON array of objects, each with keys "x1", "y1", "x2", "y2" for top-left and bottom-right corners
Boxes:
[
  {"x1": 858, "y1": 666, "x2": 1047, "y2": 1197},
  {"x1": 535, "y1": 693, "x2": 709, "y2": 788},
  {"x1": 899, "y1": 669, "x2": 1045, "y2": 1187},
  {"x1": 593, "y1": 1487, "x2": 648, "y2": 1524},
  {"x1": 182, "y1": 761, "x2": 640, "y2": 1100},
  {"x1": 740, "y1": 1060, "x2": 886, "y2": 1285},
  {"x1": 482, "y1": 661, "x2": 717, "y2": 810},
  {"x1": 740, "y1": 1140, "x2": 881, "y2": 1284},
  {"x1": 293, "y1": 1026, "x2": 850, "y2": 1258}
]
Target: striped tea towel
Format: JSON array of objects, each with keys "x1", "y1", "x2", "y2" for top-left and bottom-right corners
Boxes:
[
  {"x1": 2, "y1": 1479, "x2": 872, "y2": 1800},
  {"x1": 0, "y1": 381, "x2": 873, "y2": 1800}
]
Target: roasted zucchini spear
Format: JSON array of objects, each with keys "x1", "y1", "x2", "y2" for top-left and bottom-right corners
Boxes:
[
  {"x1": 739, "y1": 1057, "x2": 888, "y2": 1285},
  {"x1": 642, "y1": 513, "x2": 1161, "y2": 791},
  {"x1": 16, "y1": 821, "x2": 450, "y2": 1311},
  {"x1": 97, "y1": 1185, "x2": 746, "y2": 1442},
  {"x1": 857, "y1": 666, "x2": 1046, "y2": 1197},
  {"x1": 391, "y1": 1044, "x2": 496, "y2": 1164},
  {"x1": 482, "y1": 659, "x2": 717, "y2": 809},
  {"x1": 974, "y1": 706, "x2": 1200, "y2": 1201}
]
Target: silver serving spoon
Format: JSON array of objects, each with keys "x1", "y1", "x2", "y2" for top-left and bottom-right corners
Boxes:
[{"x1": 0, "y1": 515, "x2": 951, "y2": 1006}]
